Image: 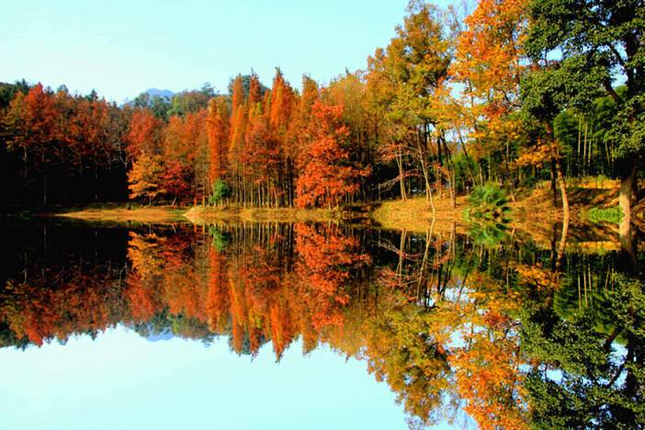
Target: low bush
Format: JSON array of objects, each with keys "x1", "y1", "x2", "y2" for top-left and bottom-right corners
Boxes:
[
  {"x1": 587, "y1": 206, "x2": 623, "y2": 225},
  {"x1": 463, "y1": 183, "x2": 511, "y2": 223}
]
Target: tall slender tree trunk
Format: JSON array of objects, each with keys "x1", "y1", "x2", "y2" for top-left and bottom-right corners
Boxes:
[
  {"x1": 417, "y1": 137, "x2": 435, "y2": 216},
  {"x1": 505, "y1": 140, "x2": 516, "y2": 203},
  {"x1": 423, "y1": 172, "x2": 436, "y2": 217},
  {"x1": 555, "y1": 158, "x2": 570, "y2": 225},
  {"x1": 619, "y1": 160, "x2": 637, "y2": 256},
  {"x1": 397, "y1": 144, "x2": 407, "y2": 201},
  {"x1": 440, "y1": 134, "x2": 457, "y2": 209},
  {"x1": 450, "y1": 170, "x2": 456, "y2": 209},
  {"x1": 619, "y1": 160, "x2": 637, "y2": 225},
  {"x1": 458, "y1": 135, "x2": 477, "y2": 190},
  {"x1": 550, "y1": 159, "x2": 558, "y2": 206},
  {"x1": 396, "y1": 229, "x2": 407, "y2": 280}
]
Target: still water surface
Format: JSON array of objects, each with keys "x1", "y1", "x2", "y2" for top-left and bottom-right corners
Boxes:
[{"x1": 0, "y1": 221, "x2": 642, "y2": 429}]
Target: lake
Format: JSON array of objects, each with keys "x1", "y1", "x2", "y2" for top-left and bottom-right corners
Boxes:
[{"x1": 0, "y1": 220, "x2": 642, "y2": 429}]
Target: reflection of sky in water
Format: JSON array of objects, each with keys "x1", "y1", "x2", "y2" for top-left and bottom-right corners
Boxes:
[{"x1": 0, "y1": 326, "x2": 464, "y2": 429}]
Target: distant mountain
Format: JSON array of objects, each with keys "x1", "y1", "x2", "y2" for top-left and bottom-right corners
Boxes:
[
  {"x1": 144, "y1": 88, "x2": 174, "y2": 100},
  {"x1": 122, "y1": 88, "x2": 175, "y2": 107}
]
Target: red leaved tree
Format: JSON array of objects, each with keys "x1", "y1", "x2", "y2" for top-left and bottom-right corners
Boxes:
[{"x1": 295, "y1": 101, "x2": 368, "y2": 208}]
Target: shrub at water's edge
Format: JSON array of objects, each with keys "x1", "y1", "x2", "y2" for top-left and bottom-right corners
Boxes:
[
  {"x1": 462, "y1": 184, "x2": 512, "y2": 247},
  {"x1": 463, "y1": 184, "x2": 512, "y2": 224},
  {"x1": 585, "y1": 206, "x2": 623, "y2": 225}
]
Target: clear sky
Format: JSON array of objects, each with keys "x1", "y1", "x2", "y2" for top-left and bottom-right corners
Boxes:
[
  {"x1": 0, "y1": 326, "x2": 469, "y2": 430},
  {"x1": 0, "y1": 0, "x2": 454, "y2": 103}
]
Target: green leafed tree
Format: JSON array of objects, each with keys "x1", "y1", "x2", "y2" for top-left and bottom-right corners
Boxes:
[{"x1": 524, "y1": 0, "x2": 645, "y2": 229}]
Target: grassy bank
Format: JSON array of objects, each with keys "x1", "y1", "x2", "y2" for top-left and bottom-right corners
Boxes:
[
  {"x1": 370, "y1": 196, "x2": 467, "y2": 233},
  {"x1": 369, "y1": 180, "x2": 630, "y2": 252}
]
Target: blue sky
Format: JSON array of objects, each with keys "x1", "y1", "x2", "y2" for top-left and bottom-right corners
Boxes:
[{"x1": 0, "y1": 0, "x2": 456, "y2": 103}]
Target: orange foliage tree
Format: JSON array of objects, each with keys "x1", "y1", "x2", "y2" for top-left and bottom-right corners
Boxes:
[{"x1": 295, "y1": 101, "x2": 369, "y2": 208}]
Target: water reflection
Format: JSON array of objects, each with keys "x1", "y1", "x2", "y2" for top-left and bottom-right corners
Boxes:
[
  {"x1": 0, "y1": 221, "x2": 643, "y2": 428},
  {"x1": 1, "y1": 327, "x2": 409, "y2": 430}
]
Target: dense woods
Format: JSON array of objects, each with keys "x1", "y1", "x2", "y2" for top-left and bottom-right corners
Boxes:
[{"x1": 0, "y1": 0, "x2": 642, "y2": 223}]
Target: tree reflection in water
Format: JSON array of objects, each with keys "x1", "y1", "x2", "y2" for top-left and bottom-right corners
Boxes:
[{"x1": 0, "y1": 222, "x2": 642, "y2": 428}]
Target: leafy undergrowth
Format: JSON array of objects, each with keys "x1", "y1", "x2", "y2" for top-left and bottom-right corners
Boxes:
[
  {"x1": 463, "y1": 184, "x2": 511, "y2": 224},
  {"x1": 585, "y1": 206, "x2": 623, "y2": 225},
  {"x1": 462, "y1": 184, "x2": 512, "y2": 247}
]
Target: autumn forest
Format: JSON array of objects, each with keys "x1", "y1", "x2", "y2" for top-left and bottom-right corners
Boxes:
[
  {"x1": 1, "y1": 0, "x2": 644, "y2": 429},
  {"x1": 1, "y1": 0, "x2": 643, "y2": 224}
]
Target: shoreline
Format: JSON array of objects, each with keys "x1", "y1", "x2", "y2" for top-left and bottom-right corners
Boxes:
[
  {"x1": 4, "y1": 180, "x2": 633, "y2": 242},
  {"x1": 42, "y1": 181, "x2": 634, "y2": 254},
  {"x1": 49, "y1": 201, "x2": 626, "y2": 254}
]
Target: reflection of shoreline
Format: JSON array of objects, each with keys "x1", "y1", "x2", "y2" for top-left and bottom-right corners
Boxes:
[
  {"x1": 50, "y1": 190, "x2": 630, "y2": 256},
  {"x1": 54, "y1": 205, "x2": 186, "y2": 224}
]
